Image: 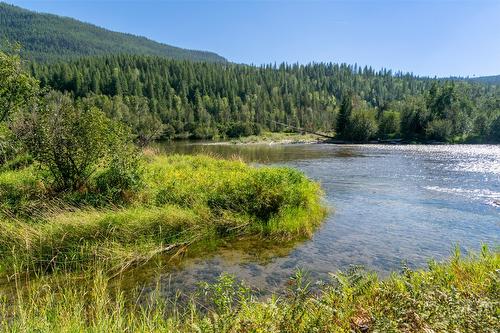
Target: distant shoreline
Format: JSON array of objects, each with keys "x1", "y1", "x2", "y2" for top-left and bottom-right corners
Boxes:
[{"x1": 181, "y1": 135, "x2": 499, "y2": 146}]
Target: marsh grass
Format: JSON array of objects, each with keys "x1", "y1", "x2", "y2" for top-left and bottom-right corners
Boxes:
[
  {"x1": 0, "y1": 247, "x2": 497, "y2": 332},
  {"x1": 0, "y1": 154, "x2": 326, "y2": 276}
]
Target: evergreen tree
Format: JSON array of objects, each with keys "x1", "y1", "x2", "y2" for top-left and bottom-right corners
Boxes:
[{"x1": 336, "y1": 92, "x2": 353, "y2": 137}]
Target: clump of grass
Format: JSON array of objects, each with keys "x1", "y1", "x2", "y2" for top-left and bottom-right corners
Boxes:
[
  {"x1": 0, "y1": 154, "x2": 326, "y2": 275},
  {"x1": 0, "y1": 167, "x2": 46, "y2": 217},
  {"x1": 0, "y1": 206, "x2": 201, "y2": 275},
  {"x1": 1, "y1": 247, "x2": 498, "y2": 332},
  {"x1": 146, "y1": 155, "x2": 325, "y2": 237}
]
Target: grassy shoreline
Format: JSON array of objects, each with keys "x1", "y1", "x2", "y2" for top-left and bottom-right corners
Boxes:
[
  {"x1": 1, "y1": 152, "x2": 498, "y2": 332},
  {"x1": 1, "y1": 247, "x2": 498, "y2": 332},
  {"x1": 0, "y1": 153, "x2": 326, "y2": 277}
]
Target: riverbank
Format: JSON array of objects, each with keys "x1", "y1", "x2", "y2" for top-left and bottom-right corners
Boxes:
[
  {"x1": 1, "y1": 247, "x2": 497, "y2": 332},
  {"x1": 197, "y1": 131, "x2": 499, "y2": 146},
  {"x1": 0, "y1": 153, "x2": 326, "y2": 277},
  {"x1": 224, "y1": 132, "x2": 329, "y2": 145}
]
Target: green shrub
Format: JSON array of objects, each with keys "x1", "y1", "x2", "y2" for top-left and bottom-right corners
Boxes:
[
  {"x1": 13, "y1": 92, "x2": 139, "y2": 192},
  {"x1": 398, "y1": 95, "x2": 429, "y2": 138},
  {"x1": 0, "y1": 47, "x2": 39, "y2": 122},
  {"x1": 225, "y1": 122, "x2": 258, "y2": 138},
  {"x1": 378, "y1": 111, "x2": 400, "y2": 137},
  {"x1": 345, "y1": 108, "x2": 378, "y2": 141},
  {"x1": 0, "y1": 123, "x2": 21, "y2": 166},
  {"x1": 489, "y1": 114, "x2": 500, "y2": 141},
  {"x1": 192, "y1": 125, "x2": 217, "y2": 139},
  {"x1": 426, "y1": 119, "x2": 453, "y2": 141},
  {"x1": 93, "y1": 146, "x2": 143, "y2": 203}
]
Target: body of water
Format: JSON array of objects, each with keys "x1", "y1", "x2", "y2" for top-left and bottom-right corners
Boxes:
[{"x1": 134, "y1": 143, "x2": 499, "y2": 296}]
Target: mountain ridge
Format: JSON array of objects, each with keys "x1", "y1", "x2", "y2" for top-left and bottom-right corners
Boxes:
[
  {"x1": 469, "y1": 75, "x2": 500, "y2": 85},
  {"x1": 0, "y1": 2, "x2": 227, "y2": 63}
]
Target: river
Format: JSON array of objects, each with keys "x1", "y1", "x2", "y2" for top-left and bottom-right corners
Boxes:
[{"x1": 132, "y1": 143, "x2": 499, "y2": 297}]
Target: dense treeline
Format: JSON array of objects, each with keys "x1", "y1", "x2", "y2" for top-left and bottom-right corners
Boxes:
[
  {"x1": 30, "y1": 54, "x2": 500, "y2": 142},
  {"x1": 470, "y1": 75, "x2": 500, "y2": 85},
  {"x1": 0, "y1": 3, "x2": 226, "y2": 63}
]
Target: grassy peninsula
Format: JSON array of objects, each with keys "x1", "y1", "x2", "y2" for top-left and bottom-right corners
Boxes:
[{"x1": 0, "y1": 153, "x2": 325, "y2": 277}]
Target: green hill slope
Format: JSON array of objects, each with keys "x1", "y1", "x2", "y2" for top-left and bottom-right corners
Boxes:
[
  {"x1": 471, "y1": 75, "x2": 500, "y2": 85},
  {"x1": 0, "y1": 2, "x2": 226, "y2": 63}
]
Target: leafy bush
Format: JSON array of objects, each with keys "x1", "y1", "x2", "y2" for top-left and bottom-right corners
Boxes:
[
  {"x1": 161, "y1": 123, "x2": 176, "y2": 139},
  {"x1": 426, "y1": 119, "x2": 453, "y2": 141},
  {"x1": 0, "y1": 123, "x2": 19, "y2": 166},
  {"x1": 489, "y1": 114, "x2": 500, "y2": 141},
  {"x1": 93, "y1": 151, "x2": 143, "y2": 203},
  {"x1": 473, "y1": 113, "x2": 491, "y2": 137},
  {"x1": 0, "y1": 48, "x2": 39, "y2": 167},
  {"x1": 398, "y1": 95, "x2": 429, "y2": 138},
  {"x1": 225, "y1": 122, "x2": 258, "y2": 138},
  {"x1": 192, "y1": 125, "x2": 218, "y2": 139},
  {"x1": 345, "y1": 108, "x2": 378, "y2": 141},
  {"x1": 13, "y1": 92, "x2": 139, "y2": 192},
  {"x1": 378, "y1": 111, "x2": 400, "y2": 137},
  {"x1": 0, "y1": 47, "x2": 39, "y2": 122}
]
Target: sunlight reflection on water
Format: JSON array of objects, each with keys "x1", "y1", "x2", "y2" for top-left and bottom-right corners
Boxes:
[{"x1": 134, "y1": 143, "x2": 499, "y2": 296}]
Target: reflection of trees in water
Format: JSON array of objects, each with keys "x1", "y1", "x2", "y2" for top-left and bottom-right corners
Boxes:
[{"x1": 155, "y1": 141, "x2": 366, "y2": 164}]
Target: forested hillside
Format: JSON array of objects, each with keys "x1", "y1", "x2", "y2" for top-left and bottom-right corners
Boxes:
[
  {"x1": 0, "y1": 2, "x2": 226, "y2": 63},
  {"x1": 30, "y1": 55, "x2": 500, "y2": 142},
  {"x1": 1, "y1": 2, "x2": 498, "y2": 143},
  {"x1": 470, "y1": 75, "x2": 500, "y2": 85}
]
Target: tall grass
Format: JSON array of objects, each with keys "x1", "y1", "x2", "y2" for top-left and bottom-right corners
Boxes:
[
  {"x1": 1, "y1": 247, "x2": 498, "y2": 332},
  {"x1": 0, "y1": 154, "x2": 326, "y2": 275}
]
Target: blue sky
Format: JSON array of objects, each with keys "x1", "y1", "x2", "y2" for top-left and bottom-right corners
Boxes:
[{"x1": 6, "y1": 0, "x2": 500, "y2": 77}]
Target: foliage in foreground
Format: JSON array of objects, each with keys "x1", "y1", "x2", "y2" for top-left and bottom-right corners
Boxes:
[
  {"x1": 0, "y1": 247, "x2": 498, "y2": 332},
  {"x1": 0, "y1": 153, "x2": 325, "y2": 275}
]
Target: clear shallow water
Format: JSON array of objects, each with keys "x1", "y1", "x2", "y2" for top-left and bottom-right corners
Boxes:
[{"x1": 137, "y1": 143, "x2": 499, "y2": 296}]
